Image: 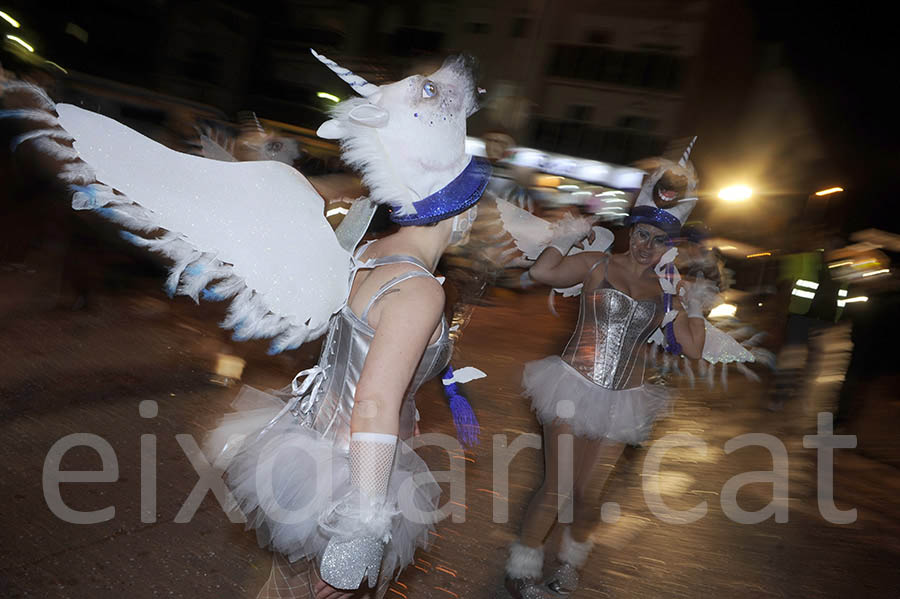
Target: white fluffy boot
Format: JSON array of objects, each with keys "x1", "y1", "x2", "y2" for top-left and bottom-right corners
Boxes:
[{"x1": 505, "y1": 542, "x2": 549, "y2": 598}]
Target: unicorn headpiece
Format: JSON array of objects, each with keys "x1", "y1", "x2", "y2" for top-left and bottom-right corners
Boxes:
[
  {"x1": 628, "y1": 137, "x2": 698, "y2": 238},
  {"x1": 311, "y1": 49, "x2": 490, "y2": 226}
]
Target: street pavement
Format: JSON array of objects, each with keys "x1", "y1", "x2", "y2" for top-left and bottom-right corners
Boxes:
[{"x1": 1, "y1": 264, "x2": 899, "y2": 599}]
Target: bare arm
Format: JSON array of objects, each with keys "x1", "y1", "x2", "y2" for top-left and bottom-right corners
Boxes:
[
  {"x1": 350, "y1": 276, "x2": 445, "y2": 435},
  {"x1": 529, "y1": 248, "x2": 605, "y2": 288},
  {"x1": 671, "y1": 306, "x2": 706, "y2": 360}
]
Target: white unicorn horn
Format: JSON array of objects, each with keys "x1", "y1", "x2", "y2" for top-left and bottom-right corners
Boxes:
[
  {"x1": 238, "y1": 110, "x2": 264, "y2": 134},
  {"x1": 310, "y1": 48, "x2": 379, "y2": 97},
  {"x1": 679, "y1": 136, "x2": 698, "y2": 166}
]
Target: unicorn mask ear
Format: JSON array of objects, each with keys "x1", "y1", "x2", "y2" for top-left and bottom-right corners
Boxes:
[
  {"x1": 348, "y1": 103, "x2": 389, "y2": 128},
  {"x1": 316, "y1": 120, "x2": 345, "y2": 139}
]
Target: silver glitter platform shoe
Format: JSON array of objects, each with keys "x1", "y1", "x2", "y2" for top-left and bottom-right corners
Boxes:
[
  {"x1": 544, "y1": 528, "x2": 593, "y2": 596},
  {"x1": 544, "y1": 562, "x2": 579, "y2": 595},
  {"x1": 320, "y1": 536, "x2": 385, "y2": 590},
  {"x1": 505, "y1": 576, "x2": 553, "y2": 599}
]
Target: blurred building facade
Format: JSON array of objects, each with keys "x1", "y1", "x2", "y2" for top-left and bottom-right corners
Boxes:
[{"x1": 446, "y1": 0, "x2": 713, "y2": 164}]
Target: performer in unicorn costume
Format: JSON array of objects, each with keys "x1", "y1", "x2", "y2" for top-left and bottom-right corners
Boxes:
[
  {"x1": 501, "y1": 140, "x2": 754, "y2": 598},
  {"x1": 1, "y1": 51, "x2": 488, "y2": 599}
]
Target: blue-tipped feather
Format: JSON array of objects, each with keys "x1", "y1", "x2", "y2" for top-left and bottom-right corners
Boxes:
[{"x1": 442, "y1": 366, "x2": 480, "y2": 448}]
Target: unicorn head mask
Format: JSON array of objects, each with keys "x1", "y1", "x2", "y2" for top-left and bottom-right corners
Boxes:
[
  {"x1": 628, "y1": 137, "x2": 699, "y2": 238},
  {"x1": 312, "y1": 49, "x2": 489, "y2": 225}
]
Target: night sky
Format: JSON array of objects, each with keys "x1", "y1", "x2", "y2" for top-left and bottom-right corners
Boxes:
[{"x1": 750, "y1": 0, "x2": 899, "y2": 233}]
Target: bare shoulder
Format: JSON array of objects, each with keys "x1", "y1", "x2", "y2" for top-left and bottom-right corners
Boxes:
[
  {"x1": 581, "y1": 250, "x2": 611, "y2": 271},
  {"x1": 389, "y1": 273, "x2": 445, "y2": 307},
  {"x1": 608, "y1": 252, "x2": 628, "y2": 268},
  {"x1": 374, "y1": 270, "x2": 445, "y2": 321}
]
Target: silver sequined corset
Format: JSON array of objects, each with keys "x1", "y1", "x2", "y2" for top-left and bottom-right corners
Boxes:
[
  {"x1": 306, "y1": 253, "x2": 452, "y2": 451},
  {"x1": 561, "y1": 281, "x2": 663, "y2": 390}
]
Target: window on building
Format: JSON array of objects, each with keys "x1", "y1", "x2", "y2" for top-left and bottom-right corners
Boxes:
[
  {"x1": 547, "y1": 44, "x2": 686, "y2": 91},
  {"x1": 511, "y1": 17, "x2": 531, "y2": 38},
  {"x1": 644, "y1": 54, "x2": 685, "y2": 91},
  {"x1": 615, "y1": 115, "x2": 660, "y2": 131},
  {"x1": 623, "y1": 52, "x2": 650, "y2": 87},
  {"x1": 599, "y1": 49, "x2": 625, "y2": 84},
  {"x1": 566, "y1": 105, "x2": 594, "y2": 122},
  {"x1": 576, "y1": 46, "x2": 603, "y2": 80},
  {"x1": 586, "y1": 29, "x2": 611, "y2": 45},
  {"x1": 465, "y1": 22, "x2": 492, "y2": 34}
]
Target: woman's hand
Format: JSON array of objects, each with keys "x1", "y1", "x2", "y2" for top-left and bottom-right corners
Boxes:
[
  {"x1": 548, "y1": 213, "x2": 595, "y2": 255},
  {"x1": 681, "y1": 272, "x2": 719, "y2": 318}
]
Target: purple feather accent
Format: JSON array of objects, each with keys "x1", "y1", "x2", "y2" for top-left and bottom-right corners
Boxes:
[{"x1": 442, "y1": 366, "x2": 481, "y2": 447}]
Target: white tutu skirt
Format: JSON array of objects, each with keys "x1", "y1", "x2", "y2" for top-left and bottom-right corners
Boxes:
[
  {"x1": 522, "y1": 356, "x2": 669, "y2": 445},
  {"x1": 204, "y1": 386, "x2": 442, "y2": 579}
]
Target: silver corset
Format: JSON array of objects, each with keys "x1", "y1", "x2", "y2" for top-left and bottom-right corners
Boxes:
[
  {"x1": 304, "y1": 251, "x2": 452, "y2": 451},
  {"x1": 561, "y1": 282, "x2": 662, "y2": 390}
]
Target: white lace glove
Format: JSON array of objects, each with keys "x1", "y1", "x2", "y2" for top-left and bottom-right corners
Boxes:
[
  {"x1": 549, "y1": 213, "x2": 594, "y2": 256},
  {"x1": 681, "y1": 272, "x2": 719, "y2": 319},
  {"x1": 320, "y1": 432, "x2": 398, "y2": 590}
]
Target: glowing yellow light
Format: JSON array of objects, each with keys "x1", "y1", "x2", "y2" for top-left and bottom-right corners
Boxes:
[
  {"x1": 535, "y1": 175, "x2": 562, "y2": 187},
  {"x1": 828, "y1": 260, "x2": 853, "y2": 268},
  {"x1": 45, "y1": 60, "x2": 68, "y2": 74},
  {"x1": 746, "y1": 252, "x2": 771, "y2": 258},
  {"x1": 0, "y1": 10, "x2": 21, "y2": 28},
  {"x1": 718, "y1": 185, "x2": 752, "y2": 202},
  {"x1": 719, "y1": 245, "x2": 737, "y2": 250},
  {"x1": 5, "y1": 34, "x2": 33, "y2": 52},
  {"x1": 325, "y1": 207, "x2": 348, "y2": 217},
  {"x1": 316, "y1": 91, "x2": 340, "y2": 103},
  {"x1": 815, "y1": 187, "x2": 844, "y2": 196},
  {"x1": 862, "y1": 269, "x2": 889, "y2": 278},
  {"x1": 708, "y1": 303, "x2": 737, "y2": 319},
  {"x1": 853, "y1": 259, "x2": 879, "y2": 267},
  {"x1": 844, "y1": 296, "x2": 868, "y2": 303}
]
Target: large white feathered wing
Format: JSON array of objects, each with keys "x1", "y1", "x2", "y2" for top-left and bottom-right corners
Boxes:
[{"x1": 53, "y1": 103, "x2": 351, "y2": 353}]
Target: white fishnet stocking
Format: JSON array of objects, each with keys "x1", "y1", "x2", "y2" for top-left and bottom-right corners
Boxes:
[{"x1": 349, "y1": 432, "x2": 397, "y2": 499}]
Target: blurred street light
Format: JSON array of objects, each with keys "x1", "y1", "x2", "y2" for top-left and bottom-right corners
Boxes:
[
  {"x1": 316, "y1": 92, "x2": 340, "y2": 103},
  {"x1": 708, "y1": 303, "x2": 737, "y2": 318},
  {"x1": 0, "y1": 11, "x2": 20, "y2": 28},
  {"x1": 718, "y1": 185, "x2": 752, "y2": 202},
  {"x1": 45, "y1": 60, "x2": 68, "y2": 74},
  {"x1": 815, "y1": 187, "x2": 843, "y2": 196},
  {"x1": 5, "y1": 34, "x2": 33, "y2": 52}
]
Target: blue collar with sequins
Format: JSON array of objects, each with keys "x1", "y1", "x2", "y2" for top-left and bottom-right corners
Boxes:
[{"x1": 390, "y1": 157, "x2": 491, "y2": 226}]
